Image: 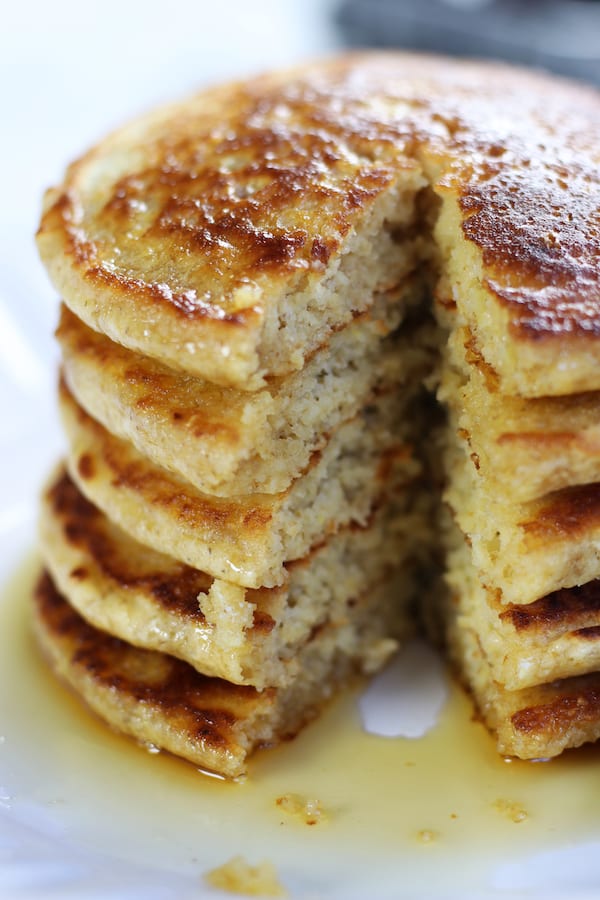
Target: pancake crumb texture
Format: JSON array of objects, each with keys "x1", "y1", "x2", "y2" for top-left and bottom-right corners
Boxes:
[{"x1": 34, "y1": 52, "x2": 600, "y2": 774}]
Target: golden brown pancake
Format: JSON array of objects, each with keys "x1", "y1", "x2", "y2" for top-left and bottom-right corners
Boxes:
[
  {"x1": 37, "y1": 54, "x2": 600, "y2": 394},
  {"x1": 33, "y1": 570, "x2": 403, "y2": 778},
  {"x1": 59, "y1": 379, "x2": 421, "y2": 588},
  {"x1": 39, "y1": 468, "x2": 416, "y2": 688},
  {"x1": 57, "y1": 285, "x2": 433, "y2": 496},
  {"x1": 440, "y1": 326, "x2": 600, "y2": 503},
  {"x1": 444, "y1": 530, "x2": 600, "y2": 691},
  {"x1": 445, "y1": 436, "x2": 600, "y2": 605},
  {"x1": 490, "y1": 583, "x2": 600, "y2": 689},
  {"x1": 444, "y1": 593, "x2": 600, "y2": 759}
]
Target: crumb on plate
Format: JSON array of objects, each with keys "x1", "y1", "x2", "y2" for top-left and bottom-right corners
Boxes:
[
  {"x1": 492, "y1": 798, "x2": 528, "y2": 823},
  {"x1": 275, "y1": 793, "x2": 327, "y2": 825},
  {"x1": 204, "y1": 855, "x2": 287, "y2": 896}
]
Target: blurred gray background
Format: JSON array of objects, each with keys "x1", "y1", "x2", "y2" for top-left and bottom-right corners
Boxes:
[{"x1": 336, "y1": 0, "x2": 600, "y2": 84}]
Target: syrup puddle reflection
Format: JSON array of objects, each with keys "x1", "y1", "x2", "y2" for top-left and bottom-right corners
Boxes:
[{"x1": 2, "y1": 555, "x2": 600, "y2": 898}]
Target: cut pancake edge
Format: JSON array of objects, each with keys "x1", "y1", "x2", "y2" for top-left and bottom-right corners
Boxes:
[
  {"x1": 56, "y1": 280, "x2": 435, "y2": 498},
  {"x1": 435, "y1": 568, "x2": 600, "y2": 758},
  {"x1": 58, "y1": 378, "x2": 424, "y2": 589},
  {"x1": 31, "y1": 568, "x2": 407, "y2": 778},
  {"x1": 439, "y1": 324, "x2": 600, "y2": 503},
  {"x1": 39, "y1": 466, "x2": 417, "y2": 688}
]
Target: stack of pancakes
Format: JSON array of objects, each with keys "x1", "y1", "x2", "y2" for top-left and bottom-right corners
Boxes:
[
  {"x1": 34, "y1": 53, "x2": 600, "y2": 774},
  {"x1": 439, "y1": 326, "x2": 600, "y2": 759}
]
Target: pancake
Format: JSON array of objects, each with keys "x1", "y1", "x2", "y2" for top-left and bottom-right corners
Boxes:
[
  {"x1": 36, "y1": 55, "x2": 600, "y2": 394},
  {"x1": 444, "y1": 531, "x2": 600, "y2": 690},
  {"x1": 445, "y1": 436, "x2": 600, "y2": 605},
  {"x1": 57, "y1": 285, "x2": 435, "y2": 497},
  {"x1": 39, "y1": 468, "x2": 418, "y2": 688},
  {"x1": 59, "y1": 379, "x2": 421, "y2": 588},
  {"x1": 36, "y1": 70, "x2": 426, "y2": 389},
  {"x1": 440, "y1": 326, "x2": 600, "y2": 503},
  {"x1": 484, "y1": 584, "x2": 600, "y2": 691},
  {"x1": 33, "y1": 571, "x2": 406, "y2": 778}
]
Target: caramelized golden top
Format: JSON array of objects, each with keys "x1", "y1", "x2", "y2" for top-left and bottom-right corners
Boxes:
[
  {"x1": 39, "y1": 64, "x2": 402, "y2": 317},
  {"x1": 48, "y1": 468, "x2": 212, "y2": 618},
  {"x1": 37, "y1": 53, "x2": 600, "y2": 386}
]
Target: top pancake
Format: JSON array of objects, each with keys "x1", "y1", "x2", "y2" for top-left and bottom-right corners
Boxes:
[{"x1": 37, "y1": 53, "x2": 600, "y2": 393}]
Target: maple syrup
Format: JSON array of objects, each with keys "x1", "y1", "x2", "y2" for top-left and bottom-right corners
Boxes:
[{"x1": 1, "y1": 555, "x2": 600, "y2": 896}]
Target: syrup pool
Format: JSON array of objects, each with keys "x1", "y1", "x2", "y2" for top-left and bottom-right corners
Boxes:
[{"x1": 1, "y1": 555, "x2": 600, "y2": 899}]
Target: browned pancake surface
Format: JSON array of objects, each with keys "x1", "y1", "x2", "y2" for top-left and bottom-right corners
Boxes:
[
  {"x1": 33, "y1": 570, "x2": 270, "y2": 777},
  {"x1": 501, "y1": 581, "x2": 600, "y2": 638},
  {"x1": 37, "y1": 53, "x2": 600, "y2": 389},
  {"x1": 505, "y1": 673, "x2": 600, "y2": 760}
]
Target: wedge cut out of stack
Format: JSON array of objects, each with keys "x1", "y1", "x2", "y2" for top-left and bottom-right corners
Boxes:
[{"x1": 34, "y1": 53, "x2": 600, "y2": 776}]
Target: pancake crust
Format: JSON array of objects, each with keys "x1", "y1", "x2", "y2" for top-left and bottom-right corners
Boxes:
[
  {"x1": 494, "y1": 584, "x2": 600, "y2": 688},
  {"x1": 37, "y1": 54, "x2": 600, "y2": 394},
  {"x1": 446, "y1": 438, "x2": 600, "y2": 605},
  {"x1": 446, "y1": 537, "x2": 600, "y2": 691},
  {"x1": 33, "y1": 570, "x2": 273, "y2": 778}
]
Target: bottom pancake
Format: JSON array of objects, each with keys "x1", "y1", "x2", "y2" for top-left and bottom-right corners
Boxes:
[{"x1": 32, "y1": 569, "x2": 412, "y2": 779}]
